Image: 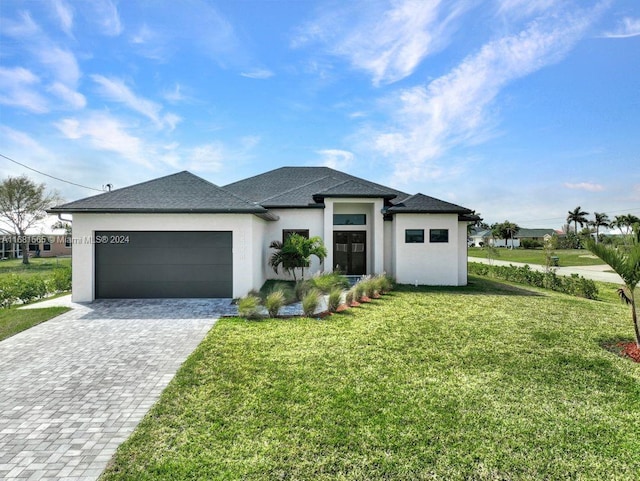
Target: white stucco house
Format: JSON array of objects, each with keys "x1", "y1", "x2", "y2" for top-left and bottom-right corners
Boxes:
[{"x1": 49, "y1": 167, "x2": 478, "y2": 302}]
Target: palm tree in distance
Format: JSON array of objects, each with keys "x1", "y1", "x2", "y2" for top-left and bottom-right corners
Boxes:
[
  {"x1": 567, "y1": 206, "x2": 590, "y2": 235},
  {"x1": 590, "y1": 212, "x2": 610, "y2": 243}
]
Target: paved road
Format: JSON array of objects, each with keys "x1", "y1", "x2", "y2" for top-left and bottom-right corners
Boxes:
[
  {"x1": 0, "y1": 299, "x2": 236, "y2": 481},
  {"x1": 469, "y1": 257, "x2": 623, "y2": 284}
]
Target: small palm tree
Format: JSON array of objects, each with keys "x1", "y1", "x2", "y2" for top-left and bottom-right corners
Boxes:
[
  {"x1": 587, "y1": 239, "x2": 640, "y2": 347},
  {"x1": 268, "y1": 234, "x2": 327, "y2": 281},
  {"x1": 567, "y1": 206, "x2": 590, "y2": 235}
]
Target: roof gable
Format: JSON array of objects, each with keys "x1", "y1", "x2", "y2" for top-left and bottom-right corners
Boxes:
[
  {"x1": 386, "y1": 193, "x2": 473, "y2": 214},
  {"x1": 49, "y1": 171, "x2": 266, "y2": 214}
]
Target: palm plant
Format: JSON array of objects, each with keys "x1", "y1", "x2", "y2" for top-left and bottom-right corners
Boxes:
[
  {"x1": 567, "y1": 206, "x2": 590, "y2": 235},
  {"x1": 268, "y1": 234, "x2": 327, "y2": 281},
  {"x1": 589, "y1": 212, "x2": 610, "y2": 243},
  {"x1": 586, "y1": 239, "x2": 640, "y2": 347}
]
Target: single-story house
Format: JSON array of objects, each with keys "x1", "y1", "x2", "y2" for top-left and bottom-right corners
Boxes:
[
  {"x1": 469, "y1": 227, "x2": 560, "y2": 248},
  {"x1": 49, "y1": 167, "x2": 478, "y2": 301},
  {"x1": 1, "y1": 230, "x2": 71, "y2": 259}
]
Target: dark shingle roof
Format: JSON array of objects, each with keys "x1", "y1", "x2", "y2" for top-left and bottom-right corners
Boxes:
[
  {"x1": 224, "y1": 166, "x2": 408, "y2": 207},
  {"x1": 48, "y1": 171, "x2": 266, "y2": 214},
  {"x1": 515, "y1": 228, "x2": 557, "y2": 238},
  {"x1": 313, "y1": 179, "x2": 398, "y2": 200},
  {"x1": 386, "y1": 193, "x2": 474, "y2": 214}
]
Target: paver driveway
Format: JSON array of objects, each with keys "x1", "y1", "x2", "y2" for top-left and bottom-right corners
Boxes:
[{"x1": 0, "y1": 299, "x2": 237, "y2": 481}]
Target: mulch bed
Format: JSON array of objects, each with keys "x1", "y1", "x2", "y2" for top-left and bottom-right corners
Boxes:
[{"x1": 604, "y1": 341, "x2": 640, "y2": 363}]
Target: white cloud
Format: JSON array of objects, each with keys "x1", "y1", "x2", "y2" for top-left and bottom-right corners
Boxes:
[
  {"x1": 496, "y1": 0, "x2": 557, "y2": 18},
  {"x1": 293, "y1": 0, "x2": 467, "y2": 86},
  {"x1": 55, "y1": 112, "x2": 151, "y2": 168},
  {"x1": 92, "y1": 0, "x2": 123, "y2": 36},
  {"x1": 316, "y1": 149, "x2": 355, "y2": 169},
  {"x1": 48, "y1": 82, "x2": 86, "y2": 109},
  {"x1": 0, "y1": 67, "x2": 48, "y2": 113},
  {"x1": 365, "y1": 8, "x2": 599, "y2": 184},
  {"x1": 1, "y1": 11, "x2": 39, "y2": 37},
  {"x1": 163, "y1": 84, "x2": 186, "y2": 103},
  {"x1": 601, "y1": 17, "x2": 640, "y2": 38},
  {"x1": 0, "y1": 126, "x2": 53, "y2": 159},
  {"x1": 51, "y1": 0, "x2": 74, "y2": 35},
  {"x1": 240, "y1": 69, "x2": 275, "y2": 79},
  {"x1": 563, "y1": 182, "x2": 605, "y2": 192},
  {"x1": 91, "y1": 75, "x2": 178, "y2": 129},
  {"x1": 36, "y1": 46, "x2": 81, "y2": 87}
]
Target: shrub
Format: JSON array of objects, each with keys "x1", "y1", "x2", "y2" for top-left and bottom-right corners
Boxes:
[
  {"x1": 17, "y1": 276, "x2": 48, "y2": 304},
  {"x1": 264, "y1": 290, "x2": 285, "y2": 318},
  {"x1": 50, "y1": 267, "x2": 72, "y2": 292},
  {"x1": 310, "y1": 272, "x2": 349, "y2": 293},
  {"x1": 468, "y1": 262, "x2": 598, "y2": 300},
  {"x1": 238, "y1": 295, "x2": 262, "y2": 319},
  {"x1": 521, "y1": 239, "x2": 543, "y2": 249},
  {"x1": 353, "y1": 281, "x2": 366, "y2": 302},
  {"x1": 302, "y1": 289, "x2": 321, "y2": 317},
  {"x1": 0, "y1": 276, "x2": 20, "y2": 308},
  {"x1": 345, "y1": 288, "x2": 356, "y2": 306},
  {"x1": 327, "y1": 287, "x2": 342, "y2": 313}
]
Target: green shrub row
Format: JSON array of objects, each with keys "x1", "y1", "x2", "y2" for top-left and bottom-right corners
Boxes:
[
  {"x1": 468, "y1": 262, "x2": 598, "y2": 299},
  {"x1": 0, "y1": 268, "x2": 72, "y2": 308}
]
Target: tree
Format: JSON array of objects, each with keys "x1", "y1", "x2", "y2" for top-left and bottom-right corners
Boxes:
[
  {"x1": 491, "y1": 221, "x2": 520, "y2": 249},
  {"x1": 589, "y1": 212, "x2": 610, "y2": 243},
  {"x1": 268, "y1": 233, "x2": 327, "y2": 281},
  {"x1": 0, "y1": 176, "x2": 61, "y2": 264},
  {"x1": 567, "y1": 206, "x2": 589, "y2": 235},
  {"x1": 612, "y1": 214, "x2": 640, "y2": 237},
  {"x1": 586, "y1": 238, "x2": 640, "y2": 347}
]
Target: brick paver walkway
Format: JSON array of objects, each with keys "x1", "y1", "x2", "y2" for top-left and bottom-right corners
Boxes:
[{"x1": 0, "y1": 299, "x2": 235, "y2": 481}]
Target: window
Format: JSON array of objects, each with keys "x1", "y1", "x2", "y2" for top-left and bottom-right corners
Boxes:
[
  {"x1": 283, "y1": 229, "x2": 309, "y2": 242},
  {"x1": 430, "y1": 229, "x2": 449, "y2": 243},
  {"x1": 28, "y1": 243, "x2": 39, "y2": 252},
  {"x1": 405, "y1": 229, "x2": 424, "y2": 243},
  {"x1": 333, "y1": 214, "x2": 366, "y2": 225},
  {"x1": 65, "y1": 236, "x2": 72, "y2": 248},
  {"x1": 43, "y1": 240, "x2": 51, "y2": 251}
]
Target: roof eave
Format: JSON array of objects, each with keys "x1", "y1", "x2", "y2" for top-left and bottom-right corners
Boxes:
[{"x1": 47, "y1": 207, "x2": 267, "y2": 214}]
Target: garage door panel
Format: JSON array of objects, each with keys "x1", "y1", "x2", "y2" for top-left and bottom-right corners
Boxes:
[{"x1": 95, "y1": 231, "x2": 232, "y2": 298}]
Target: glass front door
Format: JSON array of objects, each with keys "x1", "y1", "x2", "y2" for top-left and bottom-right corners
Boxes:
[{"x1": 333, "y1": 231, "x2": 366, "y2": 275}]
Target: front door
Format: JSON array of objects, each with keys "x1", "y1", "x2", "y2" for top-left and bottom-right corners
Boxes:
[{"x1": 333, "y1": 231, "x2": 366, "y2": 275}]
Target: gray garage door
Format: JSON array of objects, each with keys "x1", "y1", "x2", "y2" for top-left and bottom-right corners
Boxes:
[{"x1": 95, "y1": 231, "x2": 232, "y2": 298}]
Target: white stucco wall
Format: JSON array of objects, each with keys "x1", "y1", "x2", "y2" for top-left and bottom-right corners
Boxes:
[
  {"x1": 458, "y1": 221, "x2": 468, "y2": 285},
  {"x1": 70, "y1": 213, "x2": 264, "y2": 302},
  {"x1": 393, "y1": 213, "x2": 464, "y2": 286}
]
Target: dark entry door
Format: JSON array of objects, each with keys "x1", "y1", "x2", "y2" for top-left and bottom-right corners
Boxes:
[
  {"x1": 95, "y1": 231, "x2": 232, "y2": 298},
  {"x1": 333, "y1": 231, "x2": 366, "y2": 275}
]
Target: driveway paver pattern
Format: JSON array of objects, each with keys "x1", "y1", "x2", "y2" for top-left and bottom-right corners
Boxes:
[{"x1": 0, "y1": 299, "x2": 236, "y2": 481}]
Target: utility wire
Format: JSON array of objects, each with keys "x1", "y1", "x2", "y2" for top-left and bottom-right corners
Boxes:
[{"x1": 1, "y1": 152, "x2": 104, "y2": 192}]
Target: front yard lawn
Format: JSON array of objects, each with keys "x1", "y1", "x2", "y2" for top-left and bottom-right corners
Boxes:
[
  {"x1": 0, "y1": 306, "x2": 70, "y2": 341},
  {"x1": 468, "y1": 247, "x2": 606, "y2": 266},
  {"x1": 0, "y1": 257, "x2": 71, "y2": 280},
  {"x1": 101, "y1": 277, "x2": 640, "y2": 480}
]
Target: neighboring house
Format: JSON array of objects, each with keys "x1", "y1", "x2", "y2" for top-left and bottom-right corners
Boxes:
[
  {"x1": 49, "y1": 167, "x2": 478, "y2": 301},
  {"x1": 0, "y1": 230, "x2": 71, "y2": 259},
  {"x1": 469, "y1": 228, "x2": 559, "y2": 248}
]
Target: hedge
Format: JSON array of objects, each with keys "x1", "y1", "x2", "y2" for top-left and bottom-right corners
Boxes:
[
  {"x1": 0, "y1": 267, "x2": 72, "y2": 308},
  {"x1": 469, "y1": 262, "x2": 598, "y2": 299}
]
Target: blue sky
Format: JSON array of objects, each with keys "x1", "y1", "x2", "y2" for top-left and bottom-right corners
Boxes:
[{"x1": 1, "y1": 0, "x2": 639, "y2": 229}]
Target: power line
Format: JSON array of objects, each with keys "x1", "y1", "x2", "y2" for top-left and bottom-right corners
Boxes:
[{"x1": 0, "y1": 152, "x2": 104, "y2": 192}]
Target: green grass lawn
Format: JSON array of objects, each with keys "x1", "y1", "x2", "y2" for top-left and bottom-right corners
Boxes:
[
  {"x1": 0, "y1": 256, "x2": 71, "y2": 279},
  {"x1": 0, "y1": 306, "x2": 70, "y2": 341},
  {"x1": 468, "y1": 247, "x2": 606, "y2": 267},
  {"x1": 100, "y1": 277, "x2": 640, "y2": 480}
]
